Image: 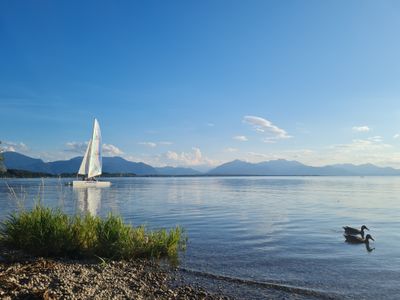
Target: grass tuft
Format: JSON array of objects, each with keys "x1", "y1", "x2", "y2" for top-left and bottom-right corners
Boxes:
[{"x1": 0, "y1": 203, "x2": 186, "y2": 260}]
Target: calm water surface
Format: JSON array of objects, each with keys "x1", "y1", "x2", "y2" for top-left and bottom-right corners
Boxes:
[{"x1": 1, "y1": 177, "x2": 399, "y2": 299}]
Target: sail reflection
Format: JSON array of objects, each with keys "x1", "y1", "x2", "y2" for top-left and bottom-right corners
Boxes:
[{"x1": 74, "y1": 187, "x2": 102, "y2": 215}]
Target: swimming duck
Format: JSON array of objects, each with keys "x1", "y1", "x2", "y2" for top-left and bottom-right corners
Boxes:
[
  {"x1": 343, "y1": 225, "x2": 369, "y2": 236},
  {"x1": 344, "y1": 234, "x2": 374, "y2": 244}
]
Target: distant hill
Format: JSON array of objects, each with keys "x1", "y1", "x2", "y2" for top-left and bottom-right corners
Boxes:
[
  {"x1": 49, "y1": 157, "x2": 82, "y2": 174},
  {"x1": 2, "y1": 152, "x2": 200, "y2": 176},
  {"x1": 3, "y1": 152, "x2": 156, "y2": 175},
  {"x1": 208, "y1": 159, "x2": 339, "y2": 176},
  {"x1": 3, "y1": 152, "x2": 52, "y2": 173},
  {"x1": 207, "y1": 159, "x2": 400, "y2": 176},
  {"x1": 329, "y1": 163, "x2": 400, "y2": 176},
  {"x1": 155, "y1": 166, "x2": 202, "y2": 176},
  {"x1": 102, "y1": 157, "x2": 156, "y2": 175}
]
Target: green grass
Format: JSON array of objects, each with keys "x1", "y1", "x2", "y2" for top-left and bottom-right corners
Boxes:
[{"x1": 0, "y1": 204, "x2": 186, "y2": 260}]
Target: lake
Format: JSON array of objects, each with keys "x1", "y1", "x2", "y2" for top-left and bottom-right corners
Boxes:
[{"x1": 1, "y1": 177, "x2": 399, "y2": 299}]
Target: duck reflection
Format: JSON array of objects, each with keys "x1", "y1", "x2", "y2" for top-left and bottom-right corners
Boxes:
[
  {"x1": 365, "y1": 243, "x2": 375, "y2": 252},
  {"x1": 74, "y1": 187, "x2": 102, "y2": 215}
]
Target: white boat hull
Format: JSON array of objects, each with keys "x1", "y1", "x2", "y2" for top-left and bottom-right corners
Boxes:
[{"x1": 72, "y1": 180, "x2": 111, "y2": 188}]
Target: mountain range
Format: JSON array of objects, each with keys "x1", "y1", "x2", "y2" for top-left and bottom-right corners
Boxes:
[
  {"x1": 2, "y1": 152, "x2": 200, "y2": 176},
  {"x1": 208, "y1": 159, "x2": 400, "y2": 176},
  {"x1": 3, "y1": 151, "x2": 400, "y2": 176}
]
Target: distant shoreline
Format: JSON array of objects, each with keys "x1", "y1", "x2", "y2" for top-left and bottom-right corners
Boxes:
[
  {"x1": 2, "y1": 169, "x2": 400, "y2": 179},
  {"x1": 4, "y1": 151, "x2": 400, "y2": 177}
]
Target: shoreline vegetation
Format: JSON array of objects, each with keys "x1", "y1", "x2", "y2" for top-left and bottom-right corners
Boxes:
[
  {"x1": 0, "y1": 203, "x2": 185, "y2": 260},
  {"x1": 0, "y1": 204, "x2": 230, "y2": 299}
]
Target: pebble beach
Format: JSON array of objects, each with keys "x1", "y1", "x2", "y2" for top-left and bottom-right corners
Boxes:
[{"x1": 0, "y1": 248, "x2": 230, "y2": 300}]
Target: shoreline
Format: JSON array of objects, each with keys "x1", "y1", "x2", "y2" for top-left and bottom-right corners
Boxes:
[
  {"x1": 0, "y1": 248, "x2": 230, "y2": 300},
  {"x1": 0, "y1": 248, "x2": 337, "y2": 300},
  {"x1": 3, "y1": 173, "x2": 397, "y2": 179}
]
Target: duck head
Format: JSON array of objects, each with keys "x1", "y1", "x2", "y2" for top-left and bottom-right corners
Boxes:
[{"x1": 361, "y1": 225, "x2": 369, "y2": 231}]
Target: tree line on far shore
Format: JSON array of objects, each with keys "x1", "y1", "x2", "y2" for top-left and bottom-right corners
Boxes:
[{"x1": 0, "y1": 141, "x2": 6, "y2": 173}]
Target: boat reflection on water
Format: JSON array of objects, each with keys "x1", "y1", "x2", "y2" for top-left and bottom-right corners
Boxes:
[{"x1": 73, "y1": 187, "x2": 102, "y2": 216}]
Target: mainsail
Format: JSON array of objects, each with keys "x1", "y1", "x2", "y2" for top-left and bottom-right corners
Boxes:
[{"x1": 77, "y1": 119, "x2": 102, "y2": 178}]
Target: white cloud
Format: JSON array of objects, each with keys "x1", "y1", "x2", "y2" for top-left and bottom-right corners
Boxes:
[
  {"x1": 1, "y1": 141, "x2": 29, "y2": 152},
  {"x1": 138, "y1": 142, "x2": 157, "y2": 148},
  {"x1": 164, "y1": 147, "x2": 206, "y2": 166},
  {"x1": 243, "y1": 115, "x2": 291, "y2": 140},
  {"x1": 224, "y1": 147, "x2": 238, "y2": 153},
  {"x1": 367, "y1": 136, "x2": 383, "y2": 143},
  {"x1": 207, "y1": 123, "x2": 215, "y2": 127},
  {"x1": 329, "y1": 138, "x2": 391, "y2": 152},
  {"x1": 138, "y1": 141, "x2": 172, "y2": 147},
  {"x1": 309, "y1": 138, "x2": 394, "y2": 166},
  {"x1": 262, "y1": 138, "x2": 277, "y2": 144},
  {"x1": 352, "y1": 126, "x2": 370, "y2": 132},
  {"x1": 65, "y1": 141, "x2": 88, "y2": 153},
  {"x1": 165, "y1": 151, "x2": 179, "y2": 160},
  {"x1": 247, "y1": 152, "x2": 272, "y2": 159},
  {"x1": 127, "y1": 147, "x2": 219, "y2": 168},
  {"x1": 102, "y1": 144, "x2": 124, "y2": 156},
  {"x1": 65, "y1": 142, "x2": 123, "y2": 156},
  {"x1": 393, "y1": 134, "x2": 400, "y2": 139},
  {"x1": 233, "y1": 135, "x2": 248, "y2": 141}
]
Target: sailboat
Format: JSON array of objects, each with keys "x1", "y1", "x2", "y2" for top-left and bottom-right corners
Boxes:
[{"x1": 72, "y1": 118, "x2": 111, "y2": 187}]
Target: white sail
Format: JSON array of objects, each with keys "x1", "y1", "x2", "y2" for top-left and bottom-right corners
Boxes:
[
  {"x1": 73, "y1": 118, "x2": 110, "y2": 187},
  {"x1": 78, "y1": 139, "x2": 92, "y2": 175},
  {"x1": 88, "y1": 118, "x2": 102, "y2": 178}
]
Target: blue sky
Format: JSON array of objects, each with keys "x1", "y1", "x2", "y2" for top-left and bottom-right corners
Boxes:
[{"x1": 2, "y1": 1, "x2": 400, "y2": 170}]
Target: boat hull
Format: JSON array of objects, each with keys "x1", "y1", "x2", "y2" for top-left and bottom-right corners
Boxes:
[{"x1": 72, "y1": 181, "x2": 111, "y2": 188}]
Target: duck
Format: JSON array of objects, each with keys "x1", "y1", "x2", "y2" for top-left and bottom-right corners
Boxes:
[
  {"x1": 344, "y1": 233, "x2": 375, "y2": 244},
  {"x1": 343, "y1": 225, "x2": 369, "y2": 236}
]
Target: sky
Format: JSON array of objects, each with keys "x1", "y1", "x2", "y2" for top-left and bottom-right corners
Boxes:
[{"x1": 2, "y1": 1, "x2": 400, "y2": 171}]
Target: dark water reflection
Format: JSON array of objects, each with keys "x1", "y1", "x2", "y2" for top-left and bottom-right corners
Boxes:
[{"x1": 1, "y1": 176, "x2": 400, "y2": 299}]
